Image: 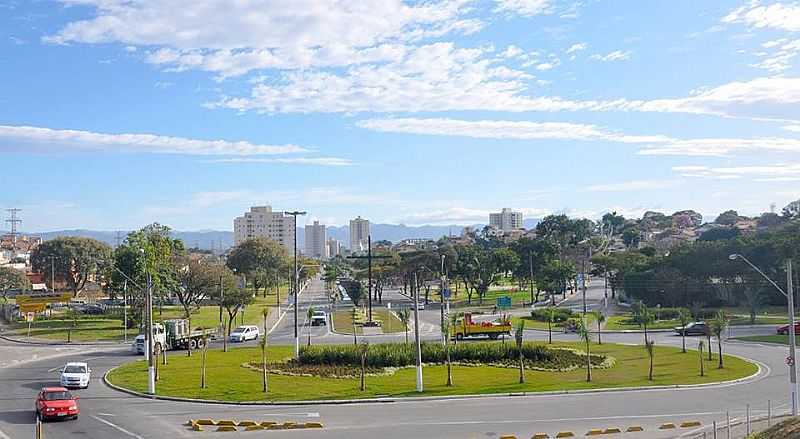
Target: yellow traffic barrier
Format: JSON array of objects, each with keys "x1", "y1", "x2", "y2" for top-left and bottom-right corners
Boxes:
[
  {"x1": 237, "y1": 420, "x2": 258, "y2": 427},
  {"x1": 585, "y1": 429, "x2": 603, "y2": 436},
  {"x1": 195, "y1": 419, "x2": 215, "y2": 425},
  {"x1": 184, "y1": 420, "x2": 195, "y2": 426},
  {"x1": 659, "y1": 423, "x2": 676, "y2": 430},
  {"x1": 626, "y1": 426, "x2": 643, "y2": 432},
  {"x1": 265, "y1": 422, "x2": 284, "y2": 430},
  {"x1": 680, "y1": 421, "x2": 702, "y2": 428},
  {"x1": 191, "y1": 423, "x2": 203, "y2": 432},
  {"x1": 244, "y1": 425, "x2": 264, "y2": 431},
  {"x1": 215, "y1": 425, "x2": 237, "y2": 432},
  {"x1": 283, "y1": 422, "x2": 299, "y2": 429},
  {"x1": 532, "y1": 434, "x2": 550, "y2": 439},
  {"x1": 305, "y1": 422, "x2": 324, "y2": 429},
  {"x1": 216, "y1": 420, "x2": 237, "y2": 426},
  {"x1": 499, "y1": 436, "x2": 517, "y2": 439},
  {"x1": 602, "y1": 427, "x2": 622, "y2": 434},
  {"x1": 556, "y1": 433, "x2": 576, "y2": 438}
]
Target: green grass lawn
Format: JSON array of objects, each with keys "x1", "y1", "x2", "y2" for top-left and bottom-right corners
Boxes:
[
  {"x1": 512, "y1": 314, "x2": 596, "y2": 331},
  {"x1": 330, "y1": 309, "x2": 406, "y2": 335},
  {"x1": 735, "y1": 335, "x2": 789, "y2": 345},
  {"x1": 604, "y1": 316, "x2": 680, "y2": 331},
  {"x1": 8, "y1": 304, "x2": 274, "y2": 342},
  {"x1": 433, "y1": 287, "x2": 536, "y2": 308},
  {"x1": 107, "y1": 341, "x2": 757, "y2": 402}
]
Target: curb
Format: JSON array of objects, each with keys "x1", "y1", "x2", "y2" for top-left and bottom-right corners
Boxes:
[
  {"x1": 103, "y1": 353, "x2": 765, "y2": 407},
  {"x1": 0, "y1": 333, "x2": 128, "y2": 347}
]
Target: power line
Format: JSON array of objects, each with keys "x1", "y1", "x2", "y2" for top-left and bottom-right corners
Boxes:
[{"x1": 5, "y1": 208, "x2": 22, "y2": 252}]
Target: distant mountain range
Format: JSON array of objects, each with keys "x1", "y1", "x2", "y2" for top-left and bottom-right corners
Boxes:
[{"x1": 11, "y1": 219, "x2": 539, "y2": 251}]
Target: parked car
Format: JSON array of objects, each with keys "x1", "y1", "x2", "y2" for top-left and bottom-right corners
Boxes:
[
  {"x1": 413, "y1": 302, "x2": 425, "y2": 311},
  {"x1": 229, "y1": 325, "x2": 260, "y2": 342},
  {"x1": 59, "y1": 362, "x2": 91, "y2": 389},
  {"x1": 35, "y1": 387, "x2": 79, "y2": 421},
  {"x1": 311, "y1": 310, "x2": 327, "y2": 326},
  {"x1": 674, "y1": 322, "x2": 708, "y2": 336},
  {"x1": 777, "y1": 322, "x2": 800, "y2": 335},
  {"x1": 79, "y1": 305, "x2": 105, "y2": 315}
]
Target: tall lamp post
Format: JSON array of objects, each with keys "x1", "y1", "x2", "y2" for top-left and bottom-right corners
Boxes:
[
  {"x1": 285, "y1": 210, "x2": 306, "y2": 358},
  {"x1": 730, "y1": 254, "x2": 796, "y2": 415}
]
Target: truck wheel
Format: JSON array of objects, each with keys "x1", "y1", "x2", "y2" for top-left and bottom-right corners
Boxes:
[
  {"x1": 489, "y1": 334, "x2": 499, "y2": 340},
  {"x1": 196, "y1": 339, "x2": 205, "y2": 349},
  {"x1": 456, "y1": 333, "x2": 463, "y2": 341},
  {"x1": 189, "y1": 339, "x2": 198, "y2": 350},
  {"x1": 154, "y1": 343, "x2": 162, "y2": 354}
]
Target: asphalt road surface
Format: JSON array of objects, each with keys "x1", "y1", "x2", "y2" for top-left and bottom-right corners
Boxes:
[{"x1": 0, "y1": 279, "x2": 791, "y2": 439}]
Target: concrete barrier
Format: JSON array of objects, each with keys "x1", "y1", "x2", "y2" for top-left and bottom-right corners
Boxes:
[
  {"x1": 499, "y1": 436, "x2": 517, "y2": 439},
  {"x1": 680, "y1": 421, "x2": 702, "y2": 428},
  {"x1": 602, "y1": 427, "x2": 622, "y2": 434},
  {"x1": 531, "y1": 433, "x2": 550, "y2": 439},
  {"x1": 215, "y1": 425, "x2": 237, "y2": 432},
  {"x1": 625, "y1": 426, "x2": 644, "y2": 432},
  {"x1": 236, "y1": 420, "x2": 258, "y2": 427},
  {"x1": 555, "y1": 432, "x2": 575, "y2": 438},
  {"x1": 305, "y1": 422, "x2": 324, "y2": 428},
  {"x1": 658, "y1": 423, "x2": 676, "y2": 430},
  {"x1": 191, "y1": 423, "x2": 203, "y2": 432},
  {"x1": 195, "y1": 419, "x2": 216, "y2": 425},
  {"x1": 216, "y1": 420, "x2": 237, "y2": 426},
  {"x1": 585, "y1": 429, "x2": 603, "y2": 436},
  {"x1": 244, "y1": 425, "x2": 264, "y2": 431}
]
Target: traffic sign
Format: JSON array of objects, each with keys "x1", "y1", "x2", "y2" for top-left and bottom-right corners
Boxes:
[
  {"x1": 441, "y1": 288, "x2": 451, "y2": 300},
  {"x1": 25, "y1": 312, "x2": 35, "y2": 322},
  {"x1": 787, "y1": 356, "x2": 795, "y2": 367},
  {"x1": 16, "y1": 293, "x2": 72, "y2": 305},
  {"x1": 496, "y1": 296, "x2": 512, "y2": 309}
]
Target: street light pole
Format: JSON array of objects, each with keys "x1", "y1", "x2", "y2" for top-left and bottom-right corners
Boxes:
[
  {"x1": 285, "y1": 210, "x2": 306, "y2": 359},
  {"x1": 413, "y1": 272, "x2": 423, "y2": 392},
  {"x1": 146, "y1": 272, "x2": 155, "y2": 395},
  {"x1": 730, "y1": 254, "x2": 797, "y2": 415}
]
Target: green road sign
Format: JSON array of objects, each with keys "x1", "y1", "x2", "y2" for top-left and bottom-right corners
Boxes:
[{"x1": 496, "y1": 296, "x2": 512, "y2": 309}]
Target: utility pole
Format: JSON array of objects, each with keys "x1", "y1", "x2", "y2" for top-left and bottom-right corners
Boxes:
[
  {"x1": 123, "y1": 280, "x2": 128, "y2": 343},
  {"x1": 413, "y1": 272, "x2": 423, "y2": 392},
  {"x1": 218, "y1": 275, "x2": 224, "y2": 326},
  {"x1": 49, "y1": 256, "x2": 56, "y2": 292},
  {"x1": 285, "y1": 210, "x2": 306, "y2": 359},
  {"x1": 146, "y1": 272, "x2": 155, "y2": 395},
  {"x1": 789, "y1": 259, "x2": 797, "y2": 416},
  {"x1": 529, "y1": 251, "x2": 534, "y2": 305},
  {"x1": 347, "y1": 235, "x2": 390, "y2": 324},
  {"x1": 5, "y1": 208, "x2": 21, "y2": 252}
]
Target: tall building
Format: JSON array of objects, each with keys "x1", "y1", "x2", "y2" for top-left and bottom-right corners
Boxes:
[
  {"x1": 304, "y1": 221, "x2": 328, "y2": 260},
  {"x1": 326, "y1": 238, "x2": 342, "y2": 258},
  {"x1": 489, "y1": 208, "x2": 523, "y2": 232},
  {"x1": 349, "y1": 216, "x2": 370, "y2": 251},
  {"x1": 233, "y1": 205, "x2": 295, "y2": 251}
]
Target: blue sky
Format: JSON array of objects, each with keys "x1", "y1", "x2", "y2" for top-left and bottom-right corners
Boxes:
[{"x1": 1, "y1": 0, "x2": 800, "y2": 231}]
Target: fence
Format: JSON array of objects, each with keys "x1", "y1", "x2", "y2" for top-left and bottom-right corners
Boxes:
[{"x1": 687, "y1": 399, "x2": 789, "y2": 439}]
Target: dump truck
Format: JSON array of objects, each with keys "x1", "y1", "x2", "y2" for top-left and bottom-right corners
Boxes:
[
  {"x1": 450, "y1": 313, "x2": 512, "y2": 340},
  {"x1": 132, "y1": 319, "x2": 217, "y2": 354}
]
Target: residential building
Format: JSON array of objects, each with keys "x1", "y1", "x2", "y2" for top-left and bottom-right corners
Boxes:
[
  {"x1": 304, "y1": 221, "x2": 328, "y2": 259},
  {"x1": 233, "y1": 205, "x2": 295, "y2": 251},
  {"x1": 326, "y1": 238, "x2": 342, "y2": 258},
  {"x1": 349, "y1": 216, "x2": 370, "y2": 251},
  {"x1": 489, "y1": 208, "x2": 523, "y2": 232}
]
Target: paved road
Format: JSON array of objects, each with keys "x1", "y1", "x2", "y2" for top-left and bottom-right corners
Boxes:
[{"x1": 0, "y1": 279, "x2": 791, "y2": 439}]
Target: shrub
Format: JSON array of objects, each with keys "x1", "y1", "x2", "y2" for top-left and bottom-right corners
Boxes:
[
  {"x1": 299, "y1": 342, "x2": 605, "y2": 370},
  {"x1": 530, "y1": 308, "x2": 574, "y2": 323}
]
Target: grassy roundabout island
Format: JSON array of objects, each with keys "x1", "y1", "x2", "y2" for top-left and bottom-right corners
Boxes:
[{"x1": 107, "y1": 341, "x2": 757, "y2": 402}]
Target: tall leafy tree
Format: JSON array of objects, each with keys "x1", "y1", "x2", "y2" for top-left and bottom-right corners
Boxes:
[
  {"x1": 645, "y1": 339, "x2": 655, "y2": 381},
  {"x1": 710, "y1": 311, "x2": 730, "y2": 369},
  {"x1": 514, "y1": 319, "x2": 525, "y2": 384},
  {"x1": 221, "y1": 286, "x2": 254, "y2": 338},
  {"x1": 0, "y1": 267, "x2": 30, "y2": 302},
  {"x1": 576, "y1": 319, "x2": 592, "y2": 382},
  {"x1": 226, "y1": 238, "x2": 288, "y2": 297},
  {"x1": 677, "y1": 309, "x2": 692, "y2": 353},
  {"x1": 31, "y1": 236, "x2": 112, "y2": 297},
  {"x1": 176, "y1": 258, "x2": 228, "y2": 355}
]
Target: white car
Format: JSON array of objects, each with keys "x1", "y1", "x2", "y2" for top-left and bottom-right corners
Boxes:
[
  {"x1": 311, "y1": 311, "x2": 327, "y2": 326},
  {"x1": 229, "y1": 325, "x2": 260, "y2": 342},
  {"x1": 59, "y1": 362, "x2": 91, "y2": 389}
]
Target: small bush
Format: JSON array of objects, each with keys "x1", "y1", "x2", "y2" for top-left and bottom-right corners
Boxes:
[{"x1": 530, "y1": 308, "x2": 574, "y2": 323}]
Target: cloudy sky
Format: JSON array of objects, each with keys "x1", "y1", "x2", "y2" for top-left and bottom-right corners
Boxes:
[{"x1": 1, "y1": 0, "x2": 799, "y2": 231}]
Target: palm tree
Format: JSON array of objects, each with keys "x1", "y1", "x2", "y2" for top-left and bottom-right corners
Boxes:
[
  {"x1": 545, "y1": 306, "x2": 556, "y2": 344},
  {"x1": 592, "y1": 310, "x2": 606, "y2": 345},
  {"x1": 262, "y1": 307, "x2": 269, "y2": 339},
  {"x1": 200, "y1": 332, "x2": 209, "y2": 389},
  {"x1": 677, "y1": 309, "x2": 691, "y2": 353},
  {"x1": 514, "y1": 319, "x2": 525, "y2": 384},
  {"x1": 705, "y1": 325, "x2": 713, "y2": 361},
  {"x1": 576, "y1": 319, "x2": 592, "y2": 382},
  {"x1": 306, "y1": 306, "x2": 315, "y2": 346},
  {"x1": 358, "y1": 341, "x2": 369, "y2": 391},
  {"x1": 442, "y1": 318, "x2": 453, "y2": 386},
  {"x1": 710, "y1": 311, "x2": 730, "y2": 369},
  {"x1": 260, "y1": 333, "x2": 268, "y2": 393},
  {"x1": 398, "y1": 308, "x2": 411, "y2": 345},
  {"x1": 645, "y1": 339, "x2": 655, "y2": 381},
  {"x1": 698, "y1": 340, "x2": 705, "y2": 377},
  {"x1": 633, "y1": 302, "x2": 654, "y2": 344}
]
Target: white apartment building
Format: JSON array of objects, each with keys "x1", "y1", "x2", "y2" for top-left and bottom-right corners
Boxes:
[
  {"x1": 489, "y1": 208, "x2": 523, "y2": 232},
  {"x1": 326, "y1": 238, "x2": 342, "y2": 258},
  {"x1": 304, "y1": 221, "x2": 328, "y2": 260},
  {"x1": 233, "y1": 205, "x2": 295, "y2": 252},
  {"x1": 349, "y1": 216, "x2": 370, "y2": 251}
]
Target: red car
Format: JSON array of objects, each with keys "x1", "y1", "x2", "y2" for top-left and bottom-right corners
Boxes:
[
  {"x1": 777, "y1": 322, "x2": 800, "y2": 335},
  {"x1": 35, "y1": 387, "x2": 79, "y2": 421}
]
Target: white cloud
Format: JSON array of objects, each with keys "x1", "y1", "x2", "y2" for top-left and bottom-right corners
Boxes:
[
  {"x1": 590, "y1": 50, "x2": 632, "y2": 62},
  {"x1": 45, "y1": 0, "x2": 479, "y2": 78},
  {"x1": 673, "y1": 163, "x2": 800, "y2": 181},
  {"x1": 358, "y1": 117, "x2": 800, "y2": 156},
  {"x1": 207, "y1": 157, "x2": 354, "y2": 166},
  {"x1": 500, "y1": 45, "x2": 525, "y2": 58},
  {"x1": 494, "y1": 0, "x2": 552, "y2": 17},
  {"x1": 0, "y1": 125, "x2": 307, "y2": 155},
  {"x1": 565, "y1": 42, "x2": 587, "y2": 54},
  {"x1": 535, "y1": 61, "x2": 557, "y2": 70},
  {"x1": 751, "y1": 39, "x2": 800, "y2": 72},
  {"x1": 785, "y1": 124, "x2": 800, "y2": 132},
  {"x1": 586, "y1": 179, "x2": 681, "y2": 192},
  {"x1": 723, "y1": 1, "x2": 800, "y2": 32}
]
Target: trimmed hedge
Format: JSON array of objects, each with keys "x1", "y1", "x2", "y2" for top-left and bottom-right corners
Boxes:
[
  {"x1": 529, "y1": 308, "x2": 575, "y2": 323},
  {"x1": 298, "y1": 342, "x2": 605, "y2": 370}
]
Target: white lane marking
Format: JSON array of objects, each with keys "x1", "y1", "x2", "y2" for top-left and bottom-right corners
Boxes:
[
  {"x1": 0, "y1": 427, "x2": 11, "y2": 439},
  {"x1": 47, "y1": 366, "x2": 63, "y2": 372},
  {"x1": 262, "y1": 412, "x2": 320, "y2": 418},
  {"x1": 97, "y1": 412, "x2": 116, "y2": 417},
  {"x1": 91, "y1": 415, "x2": 145, "y2": 439}
]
